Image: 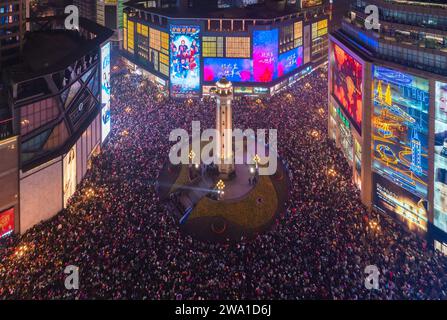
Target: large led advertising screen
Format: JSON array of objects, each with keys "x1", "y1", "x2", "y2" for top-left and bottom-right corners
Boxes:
[
  {"x1": 278, "y1": 47, "x2": 303, "y2": 78},
  {"x1": 101, "y1": 42, "x2": 111, "y2": 142},
  {"x1": 330, "y1": 42, "x2": 363, "y2": 132},
  {"x1": 301, "y1": 0, "x2": 323, "y2": 7},
  {"x1": 63, "y1": 146, "x2": 77, "y2": 208},
  {"x1": 204, "y1": 58, "x2": 253, "y2": 83},
  {"x1": 434, "y1": 81, "x2": 447, "y2": 233},
  {"x1": 0, "y1": 207, "x2": 14, "y2": 238},
  {"x1": 373, "y1": 173, "x2": 428, "y2": 232},
  {"x1": 169, "y1": 25, "x2": 201, "y2": 97},
  {"x1": 253, "y1": 29, "x2": 278, "y2": 83},
  {"x1": 372, "y1": 66, "x2": 429, "y2": 199}
]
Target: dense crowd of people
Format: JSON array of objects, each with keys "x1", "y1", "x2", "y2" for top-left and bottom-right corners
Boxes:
[{"x1": 0, "y1": 59, "x2": 446, "y2": 300}]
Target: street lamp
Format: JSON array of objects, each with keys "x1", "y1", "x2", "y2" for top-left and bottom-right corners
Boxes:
[
  {"x1": 188, "y1": 150, "x2": 196, "y2": 168},
  {"x1": 216, "y1": 179, "x2": 225, "y2": 199},
  {"x1": 253, "y1": 154, "x2": 261, "y2": 170},
  {"x1": 327, "y1": 168, "x2": 337, "y2": 178}
]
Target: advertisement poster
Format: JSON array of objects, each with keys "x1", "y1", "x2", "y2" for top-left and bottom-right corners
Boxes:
[
  {"x1": 330, "y1": 42, "x2": 363, "y2": 131},
  {"x1": 253, "y1": 29, "x2": 278, "y2": 83},
  {"x1": 101, "y1": 42, "x2": 111, "y2": 142},
  {"x1": 373, "y1": 173, "x2": 428, "y2": 233},
  {"x1": 170, "y1": 25, "x2": 201, "y2": 97},
  {"x1": 204, "y1": 58, "x2": 253, "y2": 83},
  {"x1": 0, "y1": 207, "x2": 14, "y2": 238},
  {"x1": 301, "y1": 0, "x2": 323, "y2": 7},
  {"x1": 63, "y1": 146, "x2": 77, "y2": 208},
  {"x1": 277, "y1": 47, "x2": 303, "y2": 78},
  {"x1": 372, "y1": 66, "x2": 429, "y2": 199},
  {"x1": 434, "y1": 81, "x2": 447, "y2": 232}
]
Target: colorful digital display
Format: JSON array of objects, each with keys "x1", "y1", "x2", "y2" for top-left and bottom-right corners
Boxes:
[
  {"x1": 301, "y1": 0, "x2": 323, "y2": 7},
  {"x1": 169, "y1": 25, "x2": 201, "y2": 97},
  {"x1": 434, "y1": 81, "x2": 447, "y2": 233},
  {"x1": 330, "y1": 42, "x2": 363, "y2": 132},
  {"x1": 0, "y1": 207, "x2": 14, "y2": 238},
  {"x1": 253, "y1": 29, "x2": 278, "y2": 83},
  {"x1": 373, "y1": 173, "x2": 428, "y2": 232},
  {"x1": 204, "y1": 58, "x2": 253, "y2": 83},
  {"x1": 278, "y1": 47, "x2": 303, "y2": 78},
  {"x1": 63, "y1": 147, "x2": 77, "y2": 208},
  {"x1": 372, "y1": 66, "x2": 429, "y2": 200},
  {"x1": 101, "y1": 42, "x2": 111, "y2": 142}
]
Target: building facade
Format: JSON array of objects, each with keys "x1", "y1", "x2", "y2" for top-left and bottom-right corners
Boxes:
[
  {"x1": 74, "y1": 0, "x2": 96, "y2": 22},
  {"x1": 328, "y1": 0, "x2": 447, "y2": 253},
  {"x1": 0, "y1": 0, "x2": 29, "y2": 68},
  {"x1": 121, "y1": 0, "x2": 329, "y2": 97},
  {"x1": 96, "y1": 0, "x2": 125, "y2": 47},
  {"x1": 0, "y1": 16, "x2": 113, "y2": 238}
]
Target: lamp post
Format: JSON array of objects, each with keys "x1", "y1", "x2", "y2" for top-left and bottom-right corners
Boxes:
[
  {"x1": 188, "y1": 150, "x2": 196, "y2": 168},
  {"x1": 216, "y1": 179, "x2": 225, "y2": 200},
  {"x1": 253, "y1": 154, "x2": 261, "y2": 171}
]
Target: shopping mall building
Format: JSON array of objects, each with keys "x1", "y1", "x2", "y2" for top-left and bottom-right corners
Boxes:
[
  {"x1": 328, "y1": 0, "x2": 447, "y2": 252},
  {"x1": 121, "y1": 0, "x2": 330, "y2": 97},
  {"x1": 0, "y1": 16, "x2": 113, "y2": 237}
]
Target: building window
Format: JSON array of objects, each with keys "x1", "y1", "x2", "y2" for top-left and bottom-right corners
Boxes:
[
  {"x1": 312, "y1": 19, "x2": 327, "y2": 40},
  {"x1": 161, "y1": 32, "x2": 169, "y2": 55},
  {"x1": 43, "y1": 121, "x2": 69, "y2": 151},
  {"x1": 150, "y1": 28, "x2": 161, "y2": 51},
  {"x1": 280, "y1": 24, "x2": 294, "y2": 53},
  {"x1": 128, "y1": 21, "x2": 135, "y2": 53},
  {"x1": 203, "y1": 36, "x2": 223, "y2": 57},
  {"x1": 150, "y1": 49, "x2": 159, "y2": 71},
  {"x1": 159, "y1": 63, "x2": 169, "y2": 77},
  {"x1": 20, "y1": 97, "x2": 60, "y2": 135},
  {"x1": 159, "y1": 53, "x2": 169, "y2": 66},
  {"x1": 294, "y1": 21, "x2": 303, "y2": 48},
  {"x1": 226, "y1": 37, "x2": 250, "y2": 58}
]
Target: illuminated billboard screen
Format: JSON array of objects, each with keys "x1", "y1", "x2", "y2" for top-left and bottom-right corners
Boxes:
[
  {"x1": 372, "y1": 66, "x2": 429, "y2": 199},
  {"x1": 278, "y1": 47, "x2": 303, "y2": 78},
  {"x1": 253, "y1": 29, "x2": 278, "y2": 83},
  {"x1": 204, "y1": 58, "x2": 253, "y2": 83},
  {"x1": 434, "y1": 81, "x2": 447, "y2": 233},
  {"x1": 0, "y1": 207, "x2": 14, "y2": 238},
  {"x1": 373, "y1": 173, "x2": 428, "y2": 232},
  {"x1": 101, "y1": 42, "x2": 111, "y2": 142},
  {"x1": 330, "y1": 42, "x2": 363, "y2": 132},
  {"x1": 169, "y1": 25, "x2": 201, "y2": 97},
  {"x1": 302, "y1": 0, "x2": 323, "y2": 7},
  {"x1": 63, "y1": 146, "x2": 77, "y2": 208}
]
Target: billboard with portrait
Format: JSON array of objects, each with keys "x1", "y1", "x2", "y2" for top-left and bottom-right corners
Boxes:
[
  {"x1": 373, "y1": 173, "x2": 428, "y2": 232},
  {"x1": 434, "y1": 81, "x2": 447, "y2": 233},
  {"x1": 278, "y1": 47, "x2": 304, "y2": 78},
  {"x1": 372, "y1": 66, "x2": 429, "y2": 199},
  {"x1": 101, "y1": 42, "x2": 111, "y2": 142},
  {"x1": 204, "y1": 58, "x2": 253, "y2": 83},
  {"x1": 169, "y1": 25, "x2": 201, "y2": 97},
  {"x1": 0, "y1": 207, "x2": 14, "y2": 238},
  {"x1": 330, "y1": 42, "x2": 363, "y2": 132},
  {"x1": 253, "y1": 29, "x2": 278, "y2": 83}
]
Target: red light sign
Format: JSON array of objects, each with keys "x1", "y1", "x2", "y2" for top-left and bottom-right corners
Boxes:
[{"x1": 0, "y1": 208, "x2": 14, "y2": 238}]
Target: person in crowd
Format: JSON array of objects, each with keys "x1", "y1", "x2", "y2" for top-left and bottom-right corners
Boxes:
[{"x1": 0, "y1": 57, "x2": 446, "y2": 300}]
